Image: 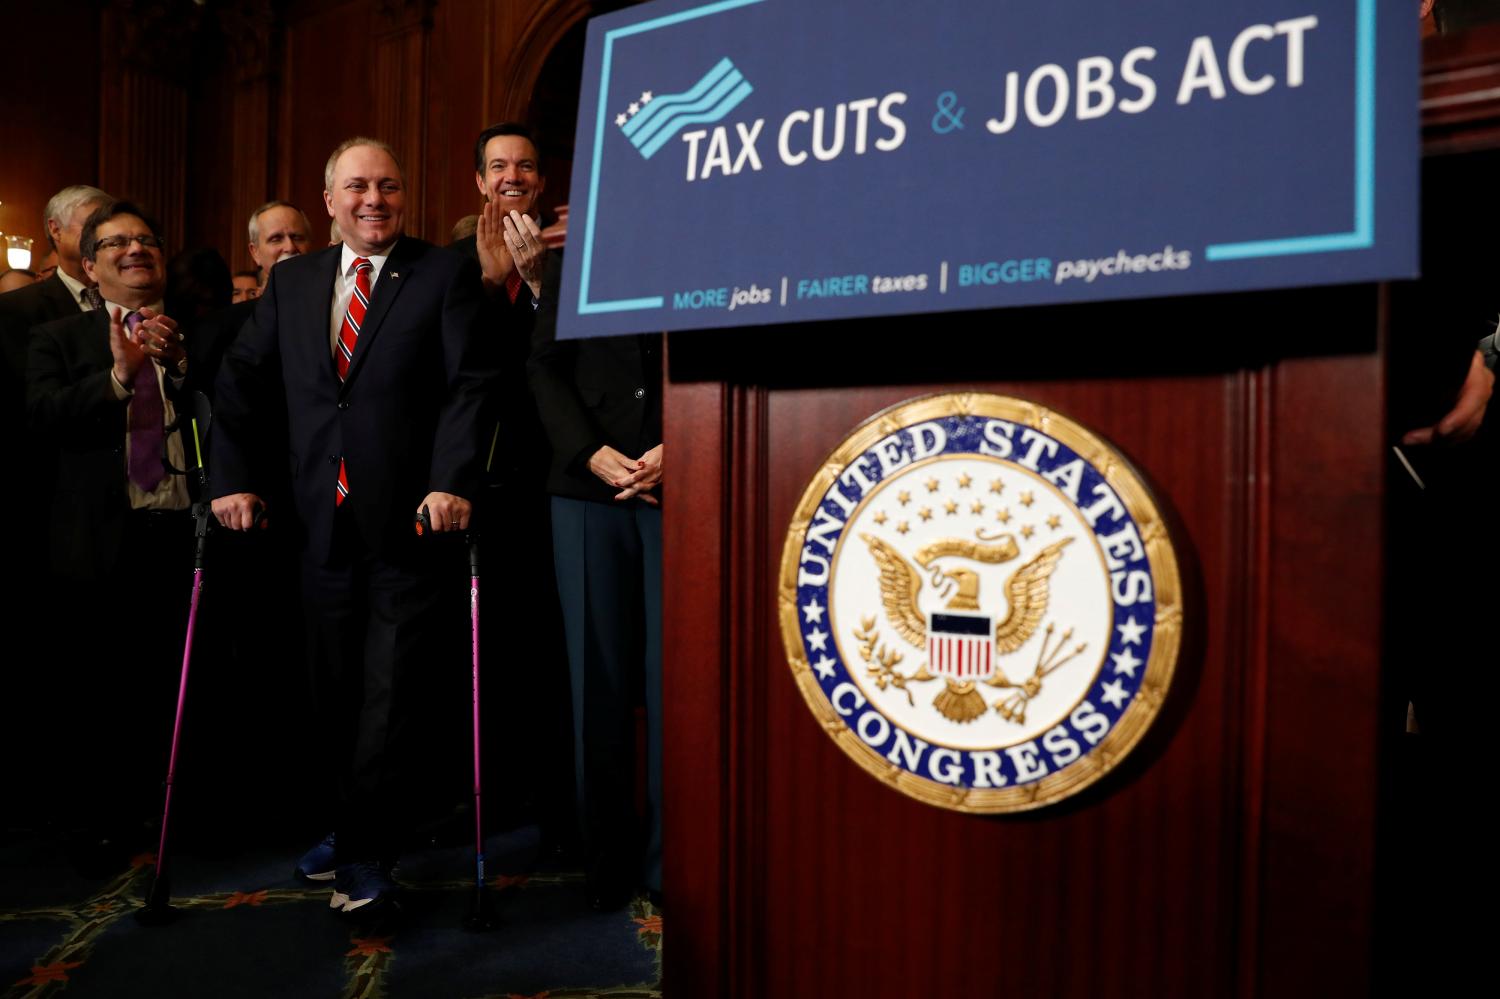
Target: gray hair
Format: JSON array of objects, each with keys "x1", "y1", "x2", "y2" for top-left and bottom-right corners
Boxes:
[
  {"x1": 43, "y1": 185, "x2": 111, "y2": 249},
  {"x1": 323, "y1": 137, "x2": 403, "y2": 192},
  {"x1": 247, "y1": 200, "x2": 311, "y2": 244}
]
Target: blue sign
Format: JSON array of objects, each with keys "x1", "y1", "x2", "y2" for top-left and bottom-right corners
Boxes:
[{"x1": 558, "y1": 0, "x2": 1417, "y2": 339}]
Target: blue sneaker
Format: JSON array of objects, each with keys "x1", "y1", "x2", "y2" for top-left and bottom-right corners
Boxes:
[
  {"x1": 336, "y1": 860, "x2": 399, "y2": 914},
  {"x1": 294, "y1": 833, "x2": 337, "y2": 884}
]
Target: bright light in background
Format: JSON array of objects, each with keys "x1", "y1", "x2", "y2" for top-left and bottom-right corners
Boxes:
[{"x1": 5, "y1": 235, "x2": 32, "y2": 271}]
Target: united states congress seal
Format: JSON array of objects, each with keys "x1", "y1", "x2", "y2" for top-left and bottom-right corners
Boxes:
[{"x1": 779, "y1": 393, "x2": 1183, "y2": 813}]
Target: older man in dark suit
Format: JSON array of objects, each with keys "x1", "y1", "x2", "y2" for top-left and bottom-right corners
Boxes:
[
  {"x1": 0, "y1": 186, "x2": 113, "y2": 345},
  {"x1": 211, "y1": 137, "x2": 496, "y2": 917},
  {"x1": 0, "y1": 187, "x2": 112, "y2": 625}
]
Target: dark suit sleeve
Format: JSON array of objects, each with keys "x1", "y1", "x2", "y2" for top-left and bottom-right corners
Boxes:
[
  {"x1": 26, "y1": 319, "x2": 127, "y2": 444},
  {"x1": 427, "y1": 254, "x2": 499, "y2": 498},
  {"x1": 187, "y1": 300, "x2": 256, "y2": 406},
  {"x1": 211, "y1": 271, "x2": 284, "y2": 499},
  {"x1": 0, "y1": 295, "x2": 36, "y2": 414},
  {"x1": 526, "y1": 253, "x2": 601, "y2": 472}
]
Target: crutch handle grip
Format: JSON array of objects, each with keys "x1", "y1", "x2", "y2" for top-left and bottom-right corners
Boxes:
[{"x1": 414, "y1": 505, "x2": 477, "y2": 546}]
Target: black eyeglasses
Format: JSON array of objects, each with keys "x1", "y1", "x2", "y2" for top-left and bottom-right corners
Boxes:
[{"x1": 95, "y1": 234, "x2": 164, "y2": 251}]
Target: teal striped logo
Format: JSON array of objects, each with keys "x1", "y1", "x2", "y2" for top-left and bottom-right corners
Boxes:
[{"x1": 617, "y1": 58, "x2": 754, "y2": 159}]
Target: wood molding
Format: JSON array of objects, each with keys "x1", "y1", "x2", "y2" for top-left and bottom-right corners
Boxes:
[
  {"x1": 97, "y1": 1, "x2": 211, "y2": 249},
  {"x1": 98, "y1": 7, "x2": 189, "y2": 251},
  {"x1": 374, "y1": 1, "x2": 435, "y2": 238},
  {"x1": 222, "y1": 0, "x2": 279, "y2": 83},
  {"x1": 1229, "y1": 366, "x2": 1272, "y2": 999},
  {"x1": 227, "y1": 75, "x2": 275, "y2": 271},
  {"x1": 661, "y1": 375, "x2": 732, "y2": 999},
  {"x1": 1423, "y1": 21, "x2": 1500, "y2": 153},
  {"x1": 377, "y1": 0, "x2": 435, "y2": 34},
  {"x1": 219, "y1": 1, "x2": 280, "y2": 269},
  {"x1": 493, "y1": 0, "x2": 592, "y2": 121},
  {"x1": 108, "y1": 0, "x2": 206, "y2": 82}
]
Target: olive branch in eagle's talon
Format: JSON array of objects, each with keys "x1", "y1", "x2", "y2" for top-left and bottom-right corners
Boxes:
[{"x1": 853, "y1": 615, "x2": 916, "y2": 706}]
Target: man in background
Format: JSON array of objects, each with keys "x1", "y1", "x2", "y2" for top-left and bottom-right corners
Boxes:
[
  {"x1": 0, "y1": 269, "x2": 36, "y2": 293},
  {"x1": 247, "y1": 199, "x2": 312, "y2": 282},
  {"x1": 232, "y1": 269, "x2": 261, "y2": 303},
  {"x1": 2, "y1": 185, "x2": 112, "y2": 395},
  {"x1": 452, "y1": 121, "x2": 576, "y2": 862},
  {"x1": 34, "y1": 250, "x2": 58, "y2": 283},
  {"x1": 198, "y1": 201, "x2": 318, "y2": 391}
]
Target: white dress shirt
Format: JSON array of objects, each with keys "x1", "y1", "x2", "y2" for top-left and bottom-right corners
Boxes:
[
  {"x1": 56, "y1": 268, "x2": 93, "y2": 311},
  {"x1": 329, "y1": 244, "x2": 391, "y2": 360},
  {"x1": 104, "y1": 298, "x2": 190, "y2": 511}
]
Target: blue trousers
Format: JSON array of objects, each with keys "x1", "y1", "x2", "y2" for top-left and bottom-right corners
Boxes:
[{"x1": 550, "y1": 496, "x2": 663, "y2": 892}]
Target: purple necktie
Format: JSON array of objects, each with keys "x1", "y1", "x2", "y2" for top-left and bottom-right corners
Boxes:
[{"x1": 125, "y1": 311, "x2": 165, "y2": 492}]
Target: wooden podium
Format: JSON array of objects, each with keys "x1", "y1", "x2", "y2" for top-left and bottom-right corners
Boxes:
[{"x1": 657, "y1": 287, "x2": 1387, "y2": 998}]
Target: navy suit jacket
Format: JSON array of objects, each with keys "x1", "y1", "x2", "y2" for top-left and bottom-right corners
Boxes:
[
  {"x1": 211, "y1": 238, "x2": 497, "y2": 566},
  {"x1": 2, "y1": 273, "x2": 80, "y2": 407}
]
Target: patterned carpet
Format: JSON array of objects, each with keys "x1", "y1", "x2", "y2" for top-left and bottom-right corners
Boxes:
[{"x1": 0, "y1": 827, "x2": 661, "y2": 999}]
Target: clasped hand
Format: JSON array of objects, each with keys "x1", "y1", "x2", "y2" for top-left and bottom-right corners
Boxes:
[
  {"x1": 110, "y1": 306, "x2": 184, "y2": 384},
  {"x1": 590, "y1": 444, "x2": 663, "y2": 506}
]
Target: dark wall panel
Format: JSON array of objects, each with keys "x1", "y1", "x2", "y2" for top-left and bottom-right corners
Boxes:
[
  {"x1": 278, "y1": 2, "x2": 378, "y2": 245},
  {"x1": 425, "y1": 0, "x2": 490, "y2": 241},
  {"x1": 2, "y1": 2, "x2": 101, "y2": 257}
]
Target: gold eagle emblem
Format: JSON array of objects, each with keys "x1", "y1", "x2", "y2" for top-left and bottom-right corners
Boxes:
[{"x1": 860, "y1": 533, "x2": 1077, "y2": 723}]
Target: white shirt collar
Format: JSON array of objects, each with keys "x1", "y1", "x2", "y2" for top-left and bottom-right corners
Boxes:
[
  {"x1": 102, "y1": 298, "x2": 166, "y2": 320},
  {"x1": 339, "y1": 242, "x2": 394, "y2": 282},
  {"x1": 56, "y1": 268, "x2": 90, "y2": 309}
]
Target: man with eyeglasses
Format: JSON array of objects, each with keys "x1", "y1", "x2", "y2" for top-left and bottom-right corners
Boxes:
[{"x1": 26, "y1": 200, "x2": 204, "y2": 872}]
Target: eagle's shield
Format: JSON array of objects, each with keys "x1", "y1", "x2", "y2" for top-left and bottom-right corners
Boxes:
[{"x1": 928, "y1": 612, "x2": 994, "y2": 680}]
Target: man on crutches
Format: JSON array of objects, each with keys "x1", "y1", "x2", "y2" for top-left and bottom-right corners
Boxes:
[{"x1": 211, "y1": 138, "x2": 498, "y2": 919}]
